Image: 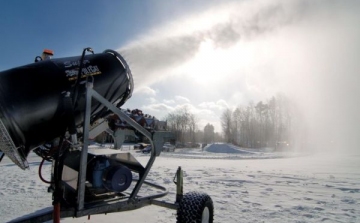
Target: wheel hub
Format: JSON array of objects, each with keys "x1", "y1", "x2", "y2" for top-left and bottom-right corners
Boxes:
[{"x1": 202, "y1": 207, "x2": 210, "y2": 223}]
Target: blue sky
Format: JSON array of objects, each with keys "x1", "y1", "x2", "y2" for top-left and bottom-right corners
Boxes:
[
  {"x1": 0, "y1": 1, "x2": 217, "y2": 69},
  {"x1": 1, "y1": 0, "x2": 360, "y2": 149}
]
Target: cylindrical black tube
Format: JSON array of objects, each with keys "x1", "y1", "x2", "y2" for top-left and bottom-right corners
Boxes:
[{"x1": 0, "y1": 50, "x2": 133, "y2": 165}]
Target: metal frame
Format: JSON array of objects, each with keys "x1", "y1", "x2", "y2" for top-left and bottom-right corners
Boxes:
[
  {"x1": 9, "y1": 83, "x2": 183, "y2": 223},
  {"x1": 77, "y1": 82, "x2": 168, "y2": 210}
]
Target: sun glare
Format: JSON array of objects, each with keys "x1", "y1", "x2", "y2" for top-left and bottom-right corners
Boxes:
[{"x1": 176, "y1": 39, "x2": 254, "y2": 85}]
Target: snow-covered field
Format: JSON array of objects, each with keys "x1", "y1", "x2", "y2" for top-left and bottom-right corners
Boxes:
[{"x1": 1, "y1": 144, "x2": 359, "y2": 223}]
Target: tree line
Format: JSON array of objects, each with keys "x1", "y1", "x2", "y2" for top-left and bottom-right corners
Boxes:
[
  {"x1": 117, "y1": 93, "x2": 307, "y2": 150},
  {"x1": 221, "y1": 94, "x2": 305, "y2": 148},
  {"x1": 165, "y1": 106, "x2": 222, "y2": 146},
  {"x1": 165, "y1": 93, "x2": 306, "y2": 150}
]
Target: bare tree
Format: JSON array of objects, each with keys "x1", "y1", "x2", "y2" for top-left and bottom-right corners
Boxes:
[
  {"x1": 220, "y1": 94, "x2": 301, "y2": 149},
  {"x1": 203, "y1": 123, "x2": 215, "y2": 143},
  {"x1": 232, "y1": 107, "x2": 242, "y2": 145},
  {"x1": 221, "y1": 108, "x2": 232, "y2": 143},
  {"x1": 188, "y1": 112, "x2": 197, "y2": 143},
  {"x1": 165, "y1": 106, "x2": 199, "y2": 144}
]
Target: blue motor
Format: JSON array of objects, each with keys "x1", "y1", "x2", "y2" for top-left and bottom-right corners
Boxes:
[
  {"x1": 102, "y1": 165, "x2": 133, "y2": 192},
  {"x1": 90, "y1": 156, "x2": 132, "y2": 192},
  {"x1": 92, "y1": 158, "x2": 110, "y2": 188}
]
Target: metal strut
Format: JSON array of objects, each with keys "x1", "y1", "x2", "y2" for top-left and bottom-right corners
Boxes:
[
  {"x1": 174, "y1": 166, "x2": 184, "y2": 203},
  {"x1": 77, "y1": 82, "x2": 159, "y2": 211},
  {"x1": 0, "y1": 151, "x2": 5, "y2": 163}
]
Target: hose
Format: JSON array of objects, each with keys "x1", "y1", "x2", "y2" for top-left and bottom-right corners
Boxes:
[
  {"x1": 38, "y1": 158, "x2": 52, "y2": 184},
  {"x1": 72, "y1": 47, "x2": 94, "y2": 108}
]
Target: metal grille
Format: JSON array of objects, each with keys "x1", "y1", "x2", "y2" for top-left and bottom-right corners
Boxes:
[{"x1": 0, "y1": 118, "x2": 28, "y2": 170}]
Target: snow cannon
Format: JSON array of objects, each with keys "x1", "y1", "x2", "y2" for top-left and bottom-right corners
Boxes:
[
  {"x1": 0, "y1": 49, "x2": 133, "y2": 169},
  {"x1": 4, "y1": 47, "x2": 214, "y2": 223}
]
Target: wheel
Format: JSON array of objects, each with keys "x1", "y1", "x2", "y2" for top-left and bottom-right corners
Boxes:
[{"x1": 177, "y1": 192, "x2": 214, "y2": 223}]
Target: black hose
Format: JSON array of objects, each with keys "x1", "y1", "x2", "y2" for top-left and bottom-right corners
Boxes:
[
  {"x1": 39, "y1": 158, "x2": 52, "y2": 184},
  {"x1": 34, "y1": 56, "x2": 42, "y2": 63},
  {"x1": 72, "y1": 47, "x2": 94, "y2": 108}
]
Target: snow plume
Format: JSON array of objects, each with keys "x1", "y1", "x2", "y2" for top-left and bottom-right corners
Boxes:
[
  {"x1": 117, "y1": 0, "x2": 360, "y2": 153},
  {"x1": 117, "y1": 0, "x2": 311, "y2": 89}
]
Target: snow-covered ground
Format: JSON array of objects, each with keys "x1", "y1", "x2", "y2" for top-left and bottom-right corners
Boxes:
[{"x1": 1, "y1": 144, "x2": 359, "y2": 223}]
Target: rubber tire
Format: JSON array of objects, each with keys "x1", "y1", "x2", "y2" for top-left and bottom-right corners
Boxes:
[{"x1": 177, "y1": 192, "x2": 214, "y2": 223}]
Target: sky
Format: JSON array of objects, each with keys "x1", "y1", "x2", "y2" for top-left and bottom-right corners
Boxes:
[{"x1": 1, "y1": 0, "x2": 360, "y2": 151}]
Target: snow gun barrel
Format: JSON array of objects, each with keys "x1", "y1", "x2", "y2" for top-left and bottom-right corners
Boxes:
[{"x1": 0, "y1": 49, "x2": 133, "y2": 169}]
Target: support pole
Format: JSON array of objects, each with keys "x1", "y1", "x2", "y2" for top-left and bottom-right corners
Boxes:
[
  {"x1": 53, "y1": 203, "x2": 60, "y2": 223},
  {"x1": 52, "y1": 142, "x2": 62, "y2": 223},
  {"x1": 77, "y1": 83, "x2": 93, "y2": 211},
  {"x1": 176, "y1": 166, "x2": 183, "y2": 203},
  {"x1": 0, "y1": 152, "x2": 4, "y2": 163}
]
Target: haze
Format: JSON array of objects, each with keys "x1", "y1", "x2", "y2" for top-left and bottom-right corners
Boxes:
[{"x1": 117, "y1": 0, "x2": 360, "y2": 153}]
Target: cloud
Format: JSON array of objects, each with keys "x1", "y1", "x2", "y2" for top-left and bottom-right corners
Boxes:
[
  {"x1": 163, "y1": 99, "x2": 175, "y2": 104},
  {"x1": 198, "y1": 100, "x2": 229, "y2": 110},
  {"x1": 174, "y1": 95, "x2": 190, "y2": 103},
  {"x1": 146, "y1": 97, "x2": 157, "y2": 104},
  {"x1": 135, "y1": 86, "x2": 157, "y2": 96},
  {"x1": 140, "y1": 102, "x2": 215, "y2": 125},
  {"x1": 175, "y1": 103, "x2": 214, "y2": 116},
  {"x1": 142, "y1": 103, "x2": 174, "y2": 113}
]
